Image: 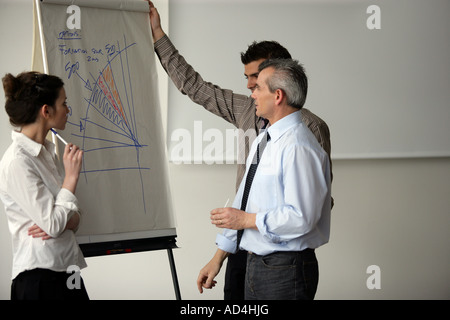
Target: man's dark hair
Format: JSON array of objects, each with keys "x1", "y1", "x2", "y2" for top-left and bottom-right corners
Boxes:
[{"x1": 240, "y1": 41, "x2": 291, "y2": 65}]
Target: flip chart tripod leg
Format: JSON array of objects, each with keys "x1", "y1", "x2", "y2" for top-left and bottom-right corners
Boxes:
[{"x1": 167, "y1": 248, "x2": 181, "y2": 300}]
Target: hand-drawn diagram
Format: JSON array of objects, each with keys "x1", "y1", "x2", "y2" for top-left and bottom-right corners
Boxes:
[
  {"x1": 39, "y1": 3, "x2": 174, "y2": 237},
  {"x1": 60, "y1": 33, "x2": 150, "y2": 214}
]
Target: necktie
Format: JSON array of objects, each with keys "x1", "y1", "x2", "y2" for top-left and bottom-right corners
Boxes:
[{"x1": 236, "y1": 130, "x2": 271, "y2": 251}]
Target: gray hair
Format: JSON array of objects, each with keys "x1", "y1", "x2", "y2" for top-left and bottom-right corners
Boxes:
[{"x1": 258, "y1": 59, "x2": 308, "y2": 109}]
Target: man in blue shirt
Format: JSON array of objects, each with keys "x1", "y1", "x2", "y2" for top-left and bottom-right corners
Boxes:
[{"x1": 197, "y1": 59, "x2": 332, "y2": 300}]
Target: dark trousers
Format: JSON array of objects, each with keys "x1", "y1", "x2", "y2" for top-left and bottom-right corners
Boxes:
[
  {"x1": 245, "y1": 249, "x2": 318, "y2": 300},
  {"x1": 224, "y1": 250, "x2": 247, "y2": 300},
  {"x1": 11, "y1": 268, "x2": 89, "y2": 300}
]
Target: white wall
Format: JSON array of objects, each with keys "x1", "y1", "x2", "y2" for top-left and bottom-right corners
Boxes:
[
  {"x1": 0, "y1": 0, "x2": 449, "y2": 300},
  {"x1": 167, "y1": 0, "x2": 450, "y2": 160}
]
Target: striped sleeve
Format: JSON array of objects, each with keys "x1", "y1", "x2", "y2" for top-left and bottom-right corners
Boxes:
[{"x1": 154, "y1": 35, "x2": 251, "y2": 127}]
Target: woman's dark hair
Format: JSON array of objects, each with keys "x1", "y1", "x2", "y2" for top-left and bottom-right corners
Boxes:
[
  {"x1": 240, "y1": 41, "x2": 292, "y2": 65},
  {"x1": 2, "y1": 71, "x2": 64, "y2": 126}
]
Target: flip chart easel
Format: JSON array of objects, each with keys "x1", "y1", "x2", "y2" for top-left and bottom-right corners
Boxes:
[{"x1": 79, "y1": 236, "x2": 181, "y2": 300}]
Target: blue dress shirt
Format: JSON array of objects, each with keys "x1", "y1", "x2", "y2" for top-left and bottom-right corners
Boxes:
[{"x1": 216, "y1": 110, "x2": 331, "y2": 256}]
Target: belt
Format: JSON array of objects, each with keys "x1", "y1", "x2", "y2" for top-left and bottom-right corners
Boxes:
[{"x1": 247, "y1": 248, "x2": 314, "y2": 256}]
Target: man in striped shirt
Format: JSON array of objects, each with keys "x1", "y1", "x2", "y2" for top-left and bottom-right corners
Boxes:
[{"x1": 148, "y1": 1, "x2": 332, "y2": 300}]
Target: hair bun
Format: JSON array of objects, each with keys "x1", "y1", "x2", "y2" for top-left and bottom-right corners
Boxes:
[{"x1": 2, "y1": 73, "x2": 22, "y2": 101}]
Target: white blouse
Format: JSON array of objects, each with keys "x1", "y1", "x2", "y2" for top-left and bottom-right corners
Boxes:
[{"x1": 0, "y1": 131, "x2": 86, "y2": 280}]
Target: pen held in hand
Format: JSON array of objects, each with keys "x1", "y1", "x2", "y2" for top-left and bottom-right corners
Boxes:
[
  {"x1": 50, "y1": 128, "x2": 74, "y2": 150},
  {"x1": 50, "y1": 128, "x2": 69, "y2": 146}
]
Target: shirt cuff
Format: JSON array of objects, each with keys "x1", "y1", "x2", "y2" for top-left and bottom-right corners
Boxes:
[
  {"x1": 154, "y1": 34, "x2": 171, "y2": 54},
  {"x1": 55, "y1": 188, "x2": 80, "y2": 214},
  {"x1": 255, "y1": 211, "x2": 282, "y2": 244},
  {"x1": 216, "y1": 233, "x2": 238, "y2": 254}
]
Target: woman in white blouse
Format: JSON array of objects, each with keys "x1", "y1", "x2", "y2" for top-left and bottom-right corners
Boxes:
[{"x1": 0, "y1": 71, "x2": 88, "y2": 300}]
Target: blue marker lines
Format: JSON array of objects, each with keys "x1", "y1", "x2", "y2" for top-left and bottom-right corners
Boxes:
[{"x1": 62, "y1": 34, "x2": 150, "y2": 214}]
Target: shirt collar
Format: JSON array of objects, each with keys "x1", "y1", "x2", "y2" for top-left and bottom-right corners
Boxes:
[
  {"x1": 266, "y1": 110, "x2": 302, "y2": 143},
  {"x1": 11, "y1": 130, "x2": 56, "y2": 157}
]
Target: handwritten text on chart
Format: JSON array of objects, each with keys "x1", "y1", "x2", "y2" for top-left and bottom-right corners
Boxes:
[{"x1": 57, "y1": 30, "x2": 118, "y2": 63}]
